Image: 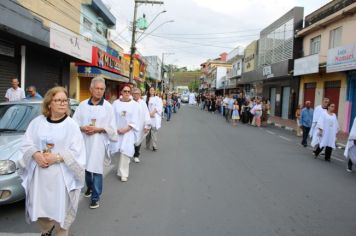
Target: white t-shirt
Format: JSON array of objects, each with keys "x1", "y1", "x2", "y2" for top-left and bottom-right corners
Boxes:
[{"x1": 5, "y1": 87, "x2": 26, "y2": 101}]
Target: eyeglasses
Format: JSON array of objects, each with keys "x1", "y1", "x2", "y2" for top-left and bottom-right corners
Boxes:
[
  {"x1": 122, "y1": 90, "x2": 131, "y2": 93},
  {"x1": 52, "y1": 99, "x2": 70, "y2": 104}
]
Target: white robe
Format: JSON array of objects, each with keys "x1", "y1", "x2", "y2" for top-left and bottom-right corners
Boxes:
[
  {"x1": 135, "y1": 99, "x2": 151, "y2": 145},
  {"x1": 344, "y1": 117, "x2": 356, "y2": 162},
  {"x1": 311, "y1": 112, "x2": 339, "y2": 149},
  {"x1": 18, "y1": 115, "x2": 86, "y2": 229},
  {"x1": 72, "y1": 99, "x2": 117, "y2": 174},
  {"x1": 189, "y1": 93, "x2": 196, "y2": 105},
  {"x1": 110, "y1": 99, "x2": 140, "y2": 157},
  {"x1": 148, "y1": 96, "x2": 163, "y2": 129},
  {"x1": 309, "y1": 105, "x2": 326, "y2": 138}
]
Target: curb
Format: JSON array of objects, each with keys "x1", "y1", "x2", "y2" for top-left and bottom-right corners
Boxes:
[{"x1": 269, "y1": 122, "x2": 346, "y2": 149}]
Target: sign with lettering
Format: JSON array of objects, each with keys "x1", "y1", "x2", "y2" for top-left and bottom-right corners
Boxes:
[
  {"x1": 92, "y1": 47, "x2": 122, "y2": 74},
  {"x1": 294, "y1": 54, "x2": 319, "y2": 76},
  {"x1": 49, "y1": 23, "x2": 92, "y2": 63},
  {"x1": 327, "y1": 43, "x2": 356, "y2": 73}
]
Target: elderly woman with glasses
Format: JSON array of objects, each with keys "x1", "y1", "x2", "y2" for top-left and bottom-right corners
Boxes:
[
  {"x1": 110, "y1": 85, "x2": 140, "y2": 182},
  {"x1": 18, "y1": 86, "x2": 86, "y2": 236},
  {"x1": 311, "y1": 103, "x2": 339, "y2": 162}
]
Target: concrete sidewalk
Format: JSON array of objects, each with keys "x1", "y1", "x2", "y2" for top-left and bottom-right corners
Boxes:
[{"x1": 268, "y1": 116, "x2": 348, "y2": 148}]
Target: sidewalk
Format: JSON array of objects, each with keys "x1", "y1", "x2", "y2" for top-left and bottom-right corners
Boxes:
[{"x1": 268, "y1": 116, "x2": 349, "y2": 148}]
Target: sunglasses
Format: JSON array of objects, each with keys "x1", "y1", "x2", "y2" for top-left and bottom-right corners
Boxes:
[{"x1": 122, "y1": 90, "x2": 131, "y2": 93}]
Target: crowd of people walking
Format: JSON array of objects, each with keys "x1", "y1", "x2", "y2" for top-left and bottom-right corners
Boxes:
[{"x1": 16, "y1": 77, "x2": 168, "y2": 236}]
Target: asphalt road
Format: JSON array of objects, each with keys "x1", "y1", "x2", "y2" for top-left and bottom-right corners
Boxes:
[{"x1": 1, "y1": 104, "x2": 356, "y2": 236}]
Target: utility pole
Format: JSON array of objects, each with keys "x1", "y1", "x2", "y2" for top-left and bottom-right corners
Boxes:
[{"x1": 129, "y1": 0, "x2": 164, "y2": 84}]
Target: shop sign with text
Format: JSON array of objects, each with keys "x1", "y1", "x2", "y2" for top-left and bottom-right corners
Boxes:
[{"x1": 327, "y1": 43, "x2": 356, "y2": 73}]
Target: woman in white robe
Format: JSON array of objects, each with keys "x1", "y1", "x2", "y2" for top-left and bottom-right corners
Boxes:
[
  {"x1": 311, "y1": 103, "x2": 339, "y2": 162},
  {"x1": 110, "y1": 85, "x2": 140, "y2": 182},
  {"x1": 344, "y1": 117, "x2": 356, "y2": 172},
  {"x1": 18, "y1": 87, "x2": 86, "y2": 236},
  {"x1": 146, "y1": 87, "x2": 163, "y2": 151}
]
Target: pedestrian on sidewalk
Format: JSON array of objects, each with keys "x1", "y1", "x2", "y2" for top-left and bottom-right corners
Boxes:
[
  {"x1": 111, "y1": 85, "x2": 140, "y2": 182},
  {"x1": 231, "y1": 100, "x2": 240, "y2": 126},
  {"x1": 5, "y1": 78, "x2": 26, "y2": 101},
  {"x1": 344, "y1": 117, "x2": 356, "y2": 172},
  {"x1": 73, "y1": 77, "x2": 117, "y2": 209},
  {"x1": 146, "y1": 87, "x2": 163, "y2": 151},
  {"x1": 295, "y1": 104, "x2": 302, "y2": 136},
  {"x1": 251, "y1": 98, "x2": 262, "y2": 127},
  {"x1": 132, "y1": 87, "x2": 151, "y2": 163},
  {"x1": 311, "y1": 103, "x2": 339, "y2": 162},
  {"x1": 300, "y1": 101, "x2": 313, "y2": 147},
  {"x1": 19, "y1": 86, "x2": 86, "y2": 236},
  {"x1": 166, "y1": 93, "x2": 173, "y2": 121}
]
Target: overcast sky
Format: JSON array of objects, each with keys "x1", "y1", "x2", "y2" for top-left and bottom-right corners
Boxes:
[{"x1": 102, "y1": 0, "x2": 330, "y2": 69}]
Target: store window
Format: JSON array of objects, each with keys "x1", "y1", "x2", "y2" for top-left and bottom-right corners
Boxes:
[
  {"x1": 329, "y1": 27, "x2": 342, "y2": 48},
  {"x1": 310, "y1": 35, "x2": 321, "y2": 55}
]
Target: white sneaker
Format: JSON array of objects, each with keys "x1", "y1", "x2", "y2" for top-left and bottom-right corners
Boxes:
[
  {"x1": 346, "y1": 168, "x2": 352, "y2": 173},
  {"x1": 121, "y1": 177, "x2": 128, "y2": 182},
  {"x1": 134, "y1": 157, "x2": 140, "y2": 163}
]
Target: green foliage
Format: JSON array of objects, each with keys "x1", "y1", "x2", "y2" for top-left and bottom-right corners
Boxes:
[{"x1": 189, "y1": 80, "x2": 200, "y2": 92}]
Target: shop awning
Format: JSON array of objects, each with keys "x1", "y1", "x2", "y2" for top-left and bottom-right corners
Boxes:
[{"x1": 77, "y1": 66, "x2": 129, "y2": 83}]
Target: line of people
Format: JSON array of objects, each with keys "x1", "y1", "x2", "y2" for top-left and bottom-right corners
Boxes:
[
  {"x1": 18, "y1": 77, "x2": 164, "y2": 236},
  {"x1": 197, "y1": 93, "x2": 270, "y2": 127}
]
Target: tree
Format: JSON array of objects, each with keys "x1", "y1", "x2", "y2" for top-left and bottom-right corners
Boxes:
[{"x1": 188, "y1": 79, "x2": 200, "y2": 92}]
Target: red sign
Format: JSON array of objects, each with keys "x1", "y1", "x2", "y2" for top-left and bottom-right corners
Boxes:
[{"x1": 76, "y1": 47, "x2": 122, "y2": 75}]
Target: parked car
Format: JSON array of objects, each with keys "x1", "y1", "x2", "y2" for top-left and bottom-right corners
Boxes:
[{"x1": 0, "y1": 99, "x2": 79, "y2": 205}]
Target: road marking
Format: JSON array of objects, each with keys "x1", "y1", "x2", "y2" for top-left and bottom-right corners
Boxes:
[
  {"x1": 279, "y1": 135, "x2": 291, "y2": 142},
  {"x1": 331, "y1": 157, "x2": 345, "y2": 163},
  {"x1": 266, "y1": 130, "x2": 275, "y2": 135}
]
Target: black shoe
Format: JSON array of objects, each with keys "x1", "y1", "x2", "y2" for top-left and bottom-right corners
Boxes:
[
  {"x1": 325, "y1": 158, "x2": 331, "y2": 162},
  {"x1": 84, "y1": 188, "x2": 91, "y2": 198},
  {"x1": 152, "y1": 147, "x2": 158, "y2": 151},
  {"x1": 89, "y1": 201, "x2": 99, "y2": 209}
]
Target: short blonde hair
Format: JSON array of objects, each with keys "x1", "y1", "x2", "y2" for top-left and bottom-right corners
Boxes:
[{"x1": 42, "y1": 86, "x2": 70, "y2": 118}]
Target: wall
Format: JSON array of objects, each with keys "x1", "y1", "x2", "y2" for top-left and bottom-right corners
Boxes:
[{"x1": 18, "y1": 0, "x2": 81, "y2": 34}]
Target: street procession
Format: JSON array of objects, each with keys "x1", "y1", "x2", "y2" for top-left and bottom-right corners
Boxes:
[{"x1": 1, "y1": 0, "x2": 356, "y2": 235}]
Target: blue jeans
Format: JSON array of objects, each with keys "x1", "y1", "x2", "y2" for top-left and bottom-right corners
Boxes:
[
  {"x1": 166, "y1": 105, "x2": 172, "y2": 121},
  {"x1": 85, "y1": 170, "x2": 103, "y2": 202}
]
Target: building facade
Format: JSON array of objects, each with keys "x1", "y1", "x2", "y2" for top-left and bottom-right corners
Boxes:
[{"x1": 295, "y1": 0, "x2": 356, "y2": 132}]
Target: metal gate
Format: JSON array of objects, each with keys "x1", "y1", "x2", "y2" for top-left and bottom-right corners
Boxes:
[
  {"x1": 0, "y1": 56, "x2": 19, "y2": 102},
  {"x1": 282, "y1": 86, "x2": 290, "y2": 119},
  {"x1": 349, "y1": 76, "x2": 356, "y2": 130},
  {"x1": 270, "y1": 87, "x2": 276, "y2": 116}
]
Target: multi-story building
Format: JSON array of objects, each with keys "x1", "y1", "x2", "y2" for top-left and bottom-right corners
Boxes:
[
  {"x1": 226, "y1": 47, "x2": 243, "y2": 95},
  {"x1": 0, "y1": 0, "x2": 93, "y2": 100},
  {"x1": 295, "y1": 0, "x2": 356, "y2": 132},
  {"x1": 257, "y1": 7, "x2": 304, "y2": 119},
  {"x1": 144, "y1": 56, "x2": 162, "y2": 90},
  {"x1": 240, "y1": 40, "x2": 260, "y2": 98}
]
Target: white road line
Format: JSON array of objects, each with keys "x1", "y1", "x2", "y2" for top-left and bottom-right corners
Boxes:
[
  {"x1": 266, "y1": 130, "x2": 275, "y2": 135},
  {"x1": 331, "y1": 157, "x2": 345, "y2": 163},
  {"x1": 279, "y1": 135, "x2": 291, "y2": 142}
]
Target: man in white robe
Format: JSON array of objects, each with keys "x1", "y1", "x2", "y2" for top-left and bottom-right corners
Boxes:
[
  {"x1": 132, "y1": 87, "x2": 151, "y2": 163},
  {"x1": 189, "y1": 92, "x2": 196, "y2": 105},
  {"x1": 110, "y1": 85, "x2": 140, "y2": 182},
  {"x1": 146, "y1": 88, "x2": 163, "y2": 151},
  {"x1": 309, "y1": 97, "x2": 329, "y2": 138},
  {"x1": 345, "y1": 117, "x2": 356, "y2": 172},
  {"x1": 72, "y1": 77, "x2": 117, "y2": 209}
]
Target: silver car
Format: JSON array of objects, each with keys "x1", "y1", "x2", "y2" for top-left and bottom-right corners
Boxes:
[{"x1": 0, "y1": 99, "x2": 79, "y2": 205}]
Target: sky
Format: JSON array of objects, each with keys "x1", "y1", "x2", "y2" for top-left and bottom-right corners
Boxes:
[{"x1": 102, "y1": 0, "x2": 331, "y2": 70}]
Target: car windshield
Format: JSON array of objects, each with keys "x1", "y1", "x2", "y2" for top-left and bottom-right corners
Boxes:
[{"x1": 0, "y1": 104, "x2": 41, "y2": 132}]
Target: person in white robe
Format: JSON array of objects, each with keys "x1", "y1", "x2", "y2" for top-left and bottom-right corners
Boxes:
[
  {"x1": 18, "y1": 86, "x2": 86, "y2": 236},
  {"x1": 132, "y1": 87, "x2": 151, "y2": 163},
  {"x1": 309, "y1": 97, "x2": 329, "y2": 138},
  {"x1": 146, "y1": 87, "x2": 163, "y2": 151},
  {"x1": 189, "y1": 92, "x2": 196, "y2": 105},
  {"x1": 344, "y1": 117, "x2": 356, "y2": 172},
  {"x1": 72, "y1": 77, "x2": 117, "y2": 209},
  {"x1": 311, "y1": 103, "x2": 339, "y2": 162},
  {"x1": 110, "y1": 85, "x2": 140, "y2": 182}
]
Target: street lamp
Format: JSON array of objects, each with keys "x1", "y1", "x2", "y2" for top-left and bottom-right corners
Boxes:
[
  {"x1": 129, "y1": 0, "x2": 164, "y2": 84},
  {"x1": 135, "y1": 10, "x2": 167, "y2": 42},
  {"x1": 137, "y1": 20, "x2": 174, "y2": 42}
]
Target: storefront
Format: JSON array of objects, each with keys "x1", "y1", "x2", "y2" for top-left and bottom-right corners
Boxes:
[{"x1": 75, "y1": 46, "x2": 129, "y2": 101}]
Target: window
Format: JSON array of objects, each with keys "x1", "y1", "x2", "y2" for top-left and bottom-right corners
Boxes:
[
  {"x1": 329, "y1": 27, "x2": 342, "y2": 48},
  {"x1": 83, "y1": 17, "x2": 92, "y2": 30},
  {"x1": 310, "y1": 35, "x2": 321, "y2": 54}
]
